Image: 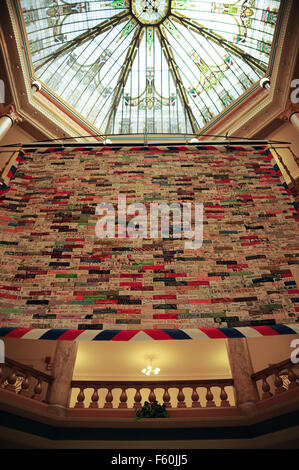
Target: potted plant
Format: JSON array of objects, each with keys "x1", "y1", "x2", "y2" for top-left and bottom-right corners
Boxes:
[{"x1": 136, "y1": 400, "x2": 169, "y2": 419}]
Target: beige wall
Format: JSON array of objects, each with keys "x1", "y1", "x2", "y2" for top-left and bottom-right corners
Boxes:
[
  {"x1": 266, "y1": 121, "x2": 299, "y2": 183},
  {"x1": 247, "y1": 334, "x2": 299, "y2": 372},
  {"x1": 3, "y1": 337, "x2": 57, "y2": 373}
]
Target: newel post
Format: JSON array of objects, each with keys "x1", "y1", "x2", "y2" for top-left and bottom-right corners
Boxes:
[
  {"x1": 226, "y1": 338, "x2": 259, "y2": 415},
  {"x1": 47, "y1": 341, "x2": 78, "y2": 417}
]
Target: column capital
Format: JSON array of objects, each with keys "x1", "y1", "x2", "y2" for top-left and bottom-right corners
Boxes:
[
  {"x1": 278, "y1": 100, "x2": 299, "y2": 121},
  {"x1": 0, "y1": 104, "x2": 23, "y2": 124}
]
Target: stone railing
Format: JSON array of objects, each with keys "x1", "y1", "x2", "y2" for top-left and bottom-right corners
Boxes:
[
  {"x1": 251, "y1": 359, "x2": 299, "y2": 400},
  {"x1": 0, "y1": 357, "x2": 53, "y2": 402},
  {"x1": 70, "y1": 379, "x2": 234, "y2": 409}
]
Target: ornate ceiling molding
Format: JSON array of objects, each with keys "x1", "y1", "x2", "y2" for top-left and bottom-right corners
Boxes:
[
  {"x1": 0, "y1": 0, "x2": 298, "y2": 142},
  {"x1": 196, "y1": 0, "x2": 299, "y2": 140},
  {"x1": 1, "y1": 0, "x2": 103, "y2": 143}
]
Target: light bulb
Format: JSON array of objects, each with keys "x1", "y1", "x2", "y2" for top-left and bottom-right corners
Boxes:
[
  {"x1": 147, "y1": 365, "x2": 152, "y2": 370},
  {"x1": 146, "y1": 371, "x2": 150, "y2": 376},
  {"x1": 141, "y1": 369, "x2": 146, "y2": 374},
  {"x1": 154, "y1": 368, "x2": 160, "y2": 374}
]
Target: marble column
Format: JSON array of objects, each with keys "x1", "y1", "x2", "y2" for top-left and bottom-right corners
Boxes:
[
  {"x1": 47, "y1": 341, "x2": 78, "y2": 417},
  {"x1": 0, "y1": 104, "x2": 23, "y2": 142},
  {"x1": 290, "y1": 112, "x2": 299, "y2": 133},
  {"x1": 279, "y1": 101, "x2": 299, "y2": 133},
  {"x1": 226, "y1": 338, "x2": 259, "y2": 415}
]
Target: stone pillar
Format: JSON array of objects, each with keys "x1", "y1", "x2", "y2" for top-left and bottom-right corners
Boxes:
[
  {"x1": 47, "y1": 341, "x2": 78, "y2": 417},
  {"x1": 0, "y1": 104, "x2": 23, "y2": 142},
  {"x1": 226, "y1": 338, "x2": 259, "y2": 416}
]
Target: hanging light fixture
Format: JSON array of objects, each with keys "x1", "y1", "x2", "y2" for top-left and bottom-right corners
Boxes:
[{"x1": 141, "y1": 355, "x2": 160, "y2": 376}]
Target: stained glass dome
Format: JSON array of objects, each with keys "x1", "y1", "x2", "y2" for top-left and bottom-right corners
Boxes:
[{"x1": 20, "y1": 0, "x2": 282, "y2": 135}]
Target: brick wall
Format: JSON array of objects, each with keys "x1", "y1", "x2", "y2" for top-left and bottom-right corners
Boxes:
[{"x1": 0, "y1": 144, "x2": 298, "y2": 331}]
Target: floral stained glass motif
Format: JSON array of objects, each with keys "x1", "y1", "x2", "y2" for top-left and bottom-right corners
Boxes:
[{"x1": 20, "y1": 0, "x2": 282, "y2": 135}]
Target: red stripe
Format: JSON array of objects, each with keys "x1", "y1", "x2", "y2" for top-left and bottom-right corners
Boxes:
[
  {"x1": 5, "y1": 328, "x2": 33, "y2": 338},
  {"x1": 58, "y1": 330, "x2": 84, "y2": 341},
  {"x1": 251, "y1": 326, "x2": 280, "y2": 336},
  {"x1": 153, "y1": 294, "x2": 177, "y2": 300},
  {"x1": 111, "y1": 330, "x2": 139, "y2": 341},
  {"x1": 198, "y1": 328, "x2": 227, "y2": 339},
  {"x1": 153, "y1": 314, "x2": 178, "y2": 319},
  {"x1": 142, "y1": 329, "x2": 173, "y2": 340}
]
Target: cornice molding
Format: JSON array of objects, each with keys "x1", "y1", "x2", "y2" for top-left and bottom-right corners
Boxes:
[
  {"x1": 0, "y1": 103, "x2": 23, "y2": 124},
  {"x1": 278, "y1": 100, "x2": 299, "y2": 121}
]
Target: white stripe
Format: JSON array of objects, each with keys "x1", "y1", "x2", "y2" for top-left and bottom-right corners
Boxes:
[
  {"x1": 182, "y1": 329, "x2": 210, "y2": 340},
  {"x1": 21, "y1": 329, "x2": 51, "y2": 339},
  {"x1": 129, "y1": 331, "x2": 154, "y2": 341},
  {"x1": 74, "y1": 330, "x2": 100, "y2": 341},
  {"x1": 234, "y1": 327, "x2": 263, "y2": 337},
  {"x1": 286, "y1": 324, "x2": 299, "y2": 335}
]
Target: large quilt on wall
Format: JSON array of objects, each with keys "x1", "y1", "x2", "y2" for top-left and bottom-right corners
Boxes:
[{"x1": 0, "y1": 144, "x2": 298, "y2": 338}]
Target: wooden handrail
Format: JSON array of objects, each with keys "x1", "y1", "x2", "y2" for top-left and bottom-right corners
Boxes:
[
  {"x1": 251, "y1": 358, "x2": 298, "y2": 381},
  {"x1": 4, "y1": 357, "x2": 53, "y2": 383},
  {"x1": 71, "y1": 378, "x2": 234, "y2": 388}
]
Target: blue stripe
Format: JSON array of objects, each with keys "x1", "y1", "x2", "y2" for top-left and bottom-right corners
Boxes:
[
  {"x1": 92, "y1": 330, "x2": 121, "y2": 341},
  {"x1": 0, "y1": 327, "x2": 16, "y2": 337},
  {"x1": 39, "y1": 329, "x2": 68, "y2": 340},
  {"x1": 218, "y1": 327, "x2": 244, "y2": 338},
  {"x1": 225, "y1": 146, "x2": 244, "y2": 151},
  {"x1": 270, "y1": 324, "x2": 297, "y2": 335},
  {"x1": 162, "y1": 329, "x2": 192, "y2": 340}
]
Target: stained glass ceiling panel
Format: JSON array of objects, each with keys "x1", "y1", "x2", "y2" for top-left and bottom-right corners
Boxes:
[{"x1": 19, "y1": 0, "x2": 282, "y2": 135}]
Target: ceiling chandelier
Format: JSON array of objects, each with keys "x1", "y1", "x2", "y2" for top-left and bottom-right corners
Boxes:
[{"x1": 141, "y1": 355, "x2": 160, "y2": 375}]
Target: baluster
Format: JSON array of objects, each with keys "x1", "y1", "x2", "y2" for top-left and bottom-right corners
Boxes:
[
  {"x1": 148, "y1": 387, "x2": 156, "y2": 404},
  {"x1": 32, "y1": 377, "x2": 43, "y2": 401},
  {"x1": 6, "y1": 368, "x2": 17, "y2": 392},
  {"x1": 118, "y1": 387, "x2": 128, "y2": 408},
  {"x1": 205, "y1": 386, "x2": 216, "y2": 407},
  {"x1": 274, "y1": 370, "x2": 284, "y2": 395},
  {"x1": 220, "y1": 385, "x2": 230, "y2": 407},
  {"x1": 177, "y1": 386, "x2": 186, "y2": 408},
  {"x1": 261, "y1": 375, "x2": 273, "y2": 399},
  {"x1": 89, "y1": 387, "x2": 99, "y2": 408},
  {"x1": 19, "y1": 373, "x2": 30, "y2": 397},
  {"x1": 133, "y1": 387, "x2": 142, "y2": 409},
  {"x1": 74, "y1": 387, "x2": 85, "y2": 408},
  {"x1": 191, "y1": 386, "x2": 201, "y2": 408},
  {"x1": 287, "y1": 367, "x2": 298, "y2": 390},
  {"x1": 104, "y1": 388, "x2": 113, "y2": 408},
  {"x1": 163, "y1": 387, "x2": 171, "y2": 408}
]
